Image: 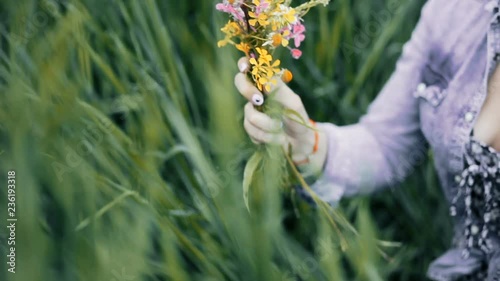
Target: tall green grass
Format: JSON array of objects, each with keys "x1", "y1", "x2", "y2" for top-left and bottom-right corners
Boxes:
[{"x1": 0, "y1": 0, "x2": 452, "y2": 280}]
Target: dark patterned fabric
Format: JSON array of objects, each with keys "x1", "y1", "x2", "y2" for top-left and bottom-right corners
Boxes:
[{"x1": 450, "y1": 136, "x2": 500, "y2": 281}]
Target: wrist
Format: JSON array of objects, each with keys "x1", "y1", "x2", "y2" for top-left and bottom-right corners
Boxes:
[
  {"x1": 310, "y1": 129, "x2": 328, "y2": 174},
  {"x1": 293, "y1": 123, "x2": 328, "y2": 177},
  {"x1": 292, "y1": 120, "x2": 316, "y2": 161},
  {"x1": 293, "y1": 132, "x2": 316, "y2": 161}
]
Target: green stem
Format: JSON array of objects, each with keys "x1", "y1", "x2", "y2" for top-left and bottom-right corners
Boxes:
[
  {"x1": 75, "y1": 190, "x2": 135, "y2": 231},
  {"x1": 282, "y1": 148, "x2": 349, "y2": 250}
]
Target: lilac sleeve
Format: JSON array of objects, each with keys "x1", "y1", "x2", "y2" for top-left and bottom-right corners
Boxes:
[{"x1": 311, "y1": 0, "x2": 437, "y2": 203}]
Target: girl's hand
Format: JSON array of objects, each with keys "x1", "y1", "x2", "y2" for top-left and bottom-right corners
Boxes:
[{"x1": 234, "y1": 57, "x2": 327, "y2": 170}]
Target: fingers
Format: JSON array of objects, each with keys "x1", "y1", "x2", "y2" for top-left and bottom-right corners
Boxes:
[
  {"x1": 244, "y1": 118, "x2": 286, "y2": 145},
  {"x1": 244, "y1": 102, "x2": 286, "y2": 144},
  {"x1": 268, "y1": 80, "x2": 304, "y2": 114},
  {"x1": 238, "y1": 57, "x2": 250, "y2": 73},
  {"x1": 234, "y1": 73, "x2": 264, "y2": 106},
  {"x1": 244, "y1": 103, "x2": 282, "y2": 132}
]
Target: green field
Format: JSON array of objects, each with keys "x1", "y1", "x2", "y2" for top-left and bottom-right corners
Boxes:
[{"x1": 0, "y1": 0, "x2": 452, "y2": 280}]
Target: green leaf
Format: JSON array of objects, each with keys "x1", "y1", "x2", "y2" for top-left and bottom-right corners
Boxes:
[
  {"x1": 243, "y1": 150, "x2": 263, "y2": 212},
  {"x1": 283, "y1": 108, "x2": 317, "y2": 131}
]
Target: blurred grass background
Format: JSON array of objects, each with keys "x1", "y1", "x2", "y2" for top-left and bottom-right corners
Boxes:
[{"x1": 0, "y1": 0, "x2": 454, "y2": 280}]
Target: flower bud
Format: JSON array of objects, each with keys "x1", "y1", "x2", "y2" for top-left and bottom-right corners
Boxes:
[{"x1": 282, "y1": 69, "x2": 293, "y2": 83}]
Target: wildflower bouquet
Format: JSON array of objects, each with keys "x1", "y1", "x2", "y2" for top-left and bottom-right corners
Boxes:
[{"x1": 217, "y1": 0, "x2": 330, "y2": 102}]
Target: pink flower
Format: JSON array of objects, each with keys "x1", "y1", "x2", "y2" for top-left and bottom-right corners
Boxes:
[
  {"x1": 290, "y1": 48, "x2": 302, "y2": 59},
  {"x1": 255, "y1": 1, "x2": 270, "y2": 15},
  {"x1": 216, "y1": 2, "x2": 244, "y2": 22},
  {"x1": 291, "y1": 23, "x2": 306, "y2": 47}
]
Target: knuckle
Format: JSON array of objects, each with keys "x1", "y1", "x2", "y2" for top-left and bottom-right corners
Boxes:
[
  {"x1": 234, "y1": 73, "x2": 240, "y2": 85},
  {"x1": 243, "y1": 118, "x2": 250, "y2": 130},
  {"x1": 290, "y1": 96, "x2": 303, "y2": 111},
  {"x1": 249, "y1": 114, "x2": 259, "y2": 125},
  {"x1": 243, "y1": 119, "x2": 251, "y2": 133},
  {"x1": 234, "y1": 73, "x2": 244, "y2": 89},
  {"x1": 250, "y1": 138, "x2": 259, "y2": 144},
  {"x1": 235, "y1": 74, "x2": 249, "y2": 91},
  {"x1": 244, "y1": 102, "x2": 252, "y2": 115},
  {"x1": 276, "y1": 82, "x2": 289, "y2": 94},
  {"x1": 256, "y1": 131, "x2": 266, "y2": 142}
]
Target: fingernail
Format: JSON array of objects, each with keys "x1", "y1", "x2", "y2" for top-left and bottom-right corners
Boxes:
[
  {"x1": 252, "y1": 94, "x2": 264, "y2": 106},
  {"x1": 239, "y1": 62, "x2": 248, "y2": 73}
]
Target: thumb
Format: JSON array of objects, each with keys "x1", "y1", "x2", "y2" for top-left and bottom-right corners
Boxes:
[{"x1": 268, "y1": 80, "x2": 305, "y2": 114}]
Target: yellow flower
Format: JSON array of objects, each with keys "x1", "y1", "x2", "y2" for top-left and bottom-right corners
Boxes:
[
  {"x1": 271, "y1": 34, "x2": 282, "y2": 47},
  {"x1": 221, "y1": 21, "x2": 241, "y2": 37},
  {"x1": 270, "y1": 31, "x2": 290, "y2": 47},
  {"x1": 249, "y1": 48, "x2": 281, "y2": 91},
  {"x1": 266, "y1": 59, "x2": 281, "y2": 78},
  {"x1": 283, "y1": 8, "x2": 297, "y2": 24},
  {"x1": 248, "y1": 61, "x2": 267, "y2": 91},
  {"x1": 248, "y1": 12, "x2": 269, "y2": 27},
  {"x1": 236, "y1": 42, "x2": 251, "y2": 55},
  {"x1": 269, "y1": 6, "x2": 297, "y2": 29},
  {"x1": 255, "y1": 48, "x2": 272, "y2": 64},
  {"x1": 217, "y1": 21, "x2": 242, "y2": 48},
  {"x1": 217, "y1": 40, "x2": 228, "y2": 47}
]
